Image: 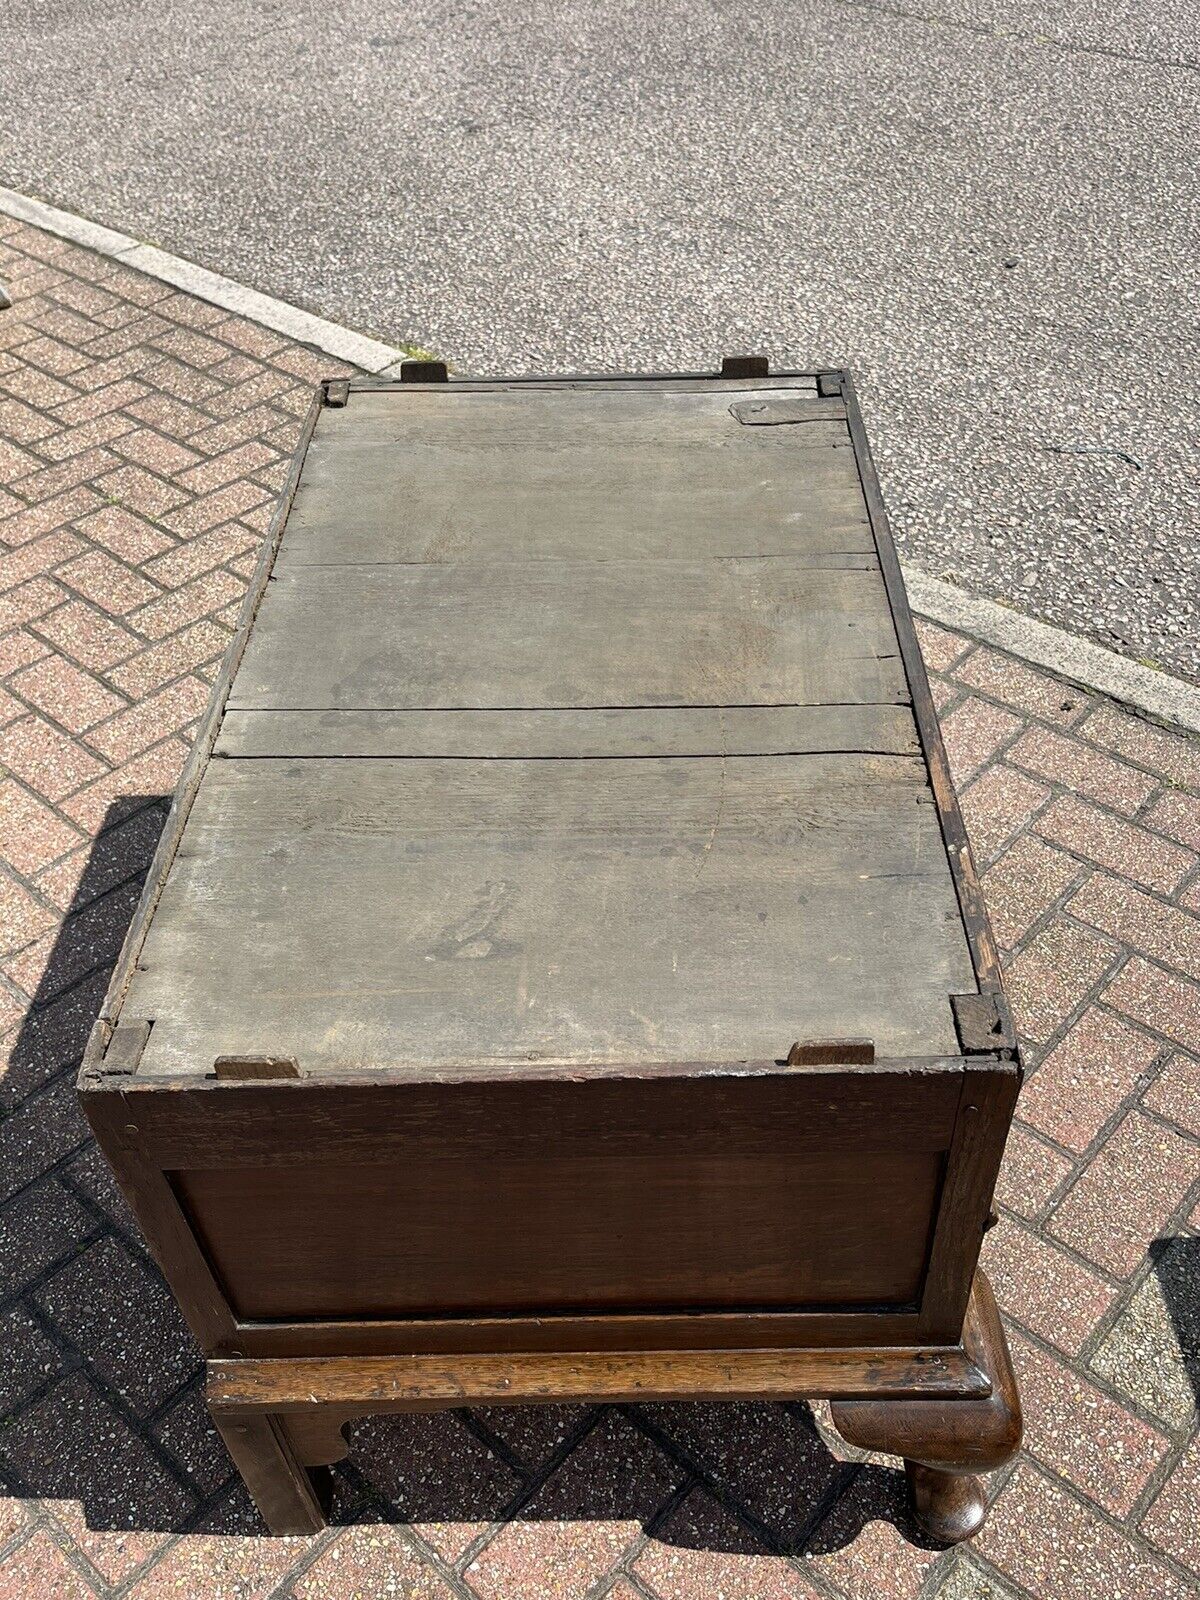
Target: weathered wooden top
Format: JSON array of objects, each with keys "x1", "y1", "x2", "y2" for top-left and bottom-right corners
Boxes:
[{"x1": 119, "y1": 371, "x2": 980, "y2": 1077}]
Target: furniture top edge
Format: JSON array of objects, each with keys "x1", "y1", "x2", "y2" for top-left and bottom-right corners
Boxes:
[
  {"x1": 335, "y1": 364, "x2": 838, "y2": 391},
  {"x1": 78, "y1": 1050, "x2": 1021, "y2": 1095},
  {"x1": 838, "y1": 372, "x2": 1009, "y2": 1007}
]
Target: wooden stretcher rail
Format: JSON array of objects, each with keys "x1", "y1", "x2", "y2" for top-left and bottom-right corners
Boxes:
[{"x1": 208, "y1": 1345, "x2": 994, "y2": 1412}]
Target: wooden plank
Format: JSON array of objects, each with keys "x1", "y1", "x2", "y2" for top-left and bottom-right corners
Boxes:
[
  {"x1": 88, "y1": 1065, "x2": 967, "y2": 1162},
  {"x1": 331, "y1": 383, "x2": 844, "y2": 438},
  {"x1": 122, "y1": 752, "x2": 974, "y2": 1073},
  {"x1": 214, "y1": 704, "x2": 922, "y2": 760},
  {"x1": 229, "y1": 561, "x2": 907, "y2": 711},
  {"x1": 208, "y1": 1345, "x2": 993, "y2": 1409},
  {"x1": 280, "y1": 417, "x2": 872, "y2": 563}
]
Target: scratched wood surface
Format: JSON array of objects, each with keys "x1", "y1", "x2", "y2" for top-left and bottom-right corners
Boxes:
[
  {"x1": 214, "y1": 704, "x2": 922, "y2": 759},
  {"x1": 129, "y1": 751, "x2": 973, "y2": 1071},
  {"x1": 280, "y1": 388, "x2": 869, "y2": 564},
  {"x1": 123, "y1": 378, "x2": 977, "y2": 1077},
  {"x1": 230, "y1": 560, "x2": 908, "y2": 711}
]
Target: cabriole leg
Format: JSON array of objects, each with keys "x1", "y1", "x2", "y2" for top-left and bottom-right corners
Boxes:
[{"x1": 830, "y1": 1271, "x2": 1021, "y2": 1545}]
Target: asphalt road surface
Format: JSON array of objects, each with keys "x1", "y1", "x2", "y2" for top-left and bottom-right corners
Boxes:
[{"x1": 3, "y1": 1, "x2": 1198, "y2": 679}]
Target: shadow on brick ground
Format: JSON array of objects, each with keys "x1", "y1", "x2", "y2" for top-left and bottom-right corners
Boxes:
[
  {"x1": 1, "y1": 800, "x2": 923, "y2": 1553},
  {"x1": 1152, "y1": 1236, "x2": 1200, "y2": 1412},
  {"x1": 329, "y1": 1400, "x2": 934, "y2": 1558},
  {"x1": 0, "y1": 795, "x2": 210, "y2": 1533}
]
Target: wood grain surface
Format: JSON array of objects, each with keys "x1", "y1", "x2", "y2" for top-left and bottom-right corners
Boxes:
[
  {"x1": 281, "y1": 388, "x2": 869, "y2": 565},
  {"x1": 230, "y1": 560, "x2": 906, "y2": 710},
  {"x1": 120, "y1": 375, "x2": 978, "y2": 1075},
  {"x1": 129, "y1": 750, "x2": 973, "y2": 1072}
]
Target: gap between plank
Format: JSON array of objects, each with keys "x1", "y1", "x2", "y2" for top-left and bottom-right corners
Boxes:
[
  {"x1": 222, "y1": 699, "x2": 916, "y2": 713},
  {"x1": 272, "y1": 551, "x2": 877, "y2": 566},
  {"x1": 212, "y1": 750, "x2": 930, "y2": 763}
]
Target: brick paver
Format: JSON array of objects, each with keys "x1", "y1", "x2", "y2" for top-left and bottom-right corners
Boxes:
[{"x1": 0, "y1": 218, "x2": 1198, "y2": 1597}]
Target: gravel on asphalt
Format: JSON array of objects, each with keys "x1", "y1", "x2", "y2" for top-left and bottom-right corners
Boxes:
[{"x1": 2, "y1": 0, "x2": 1197, "y2": 679}]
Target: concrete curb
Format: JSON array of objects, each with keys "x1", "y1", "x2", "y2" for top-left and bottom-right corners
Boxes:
[
  {"x1": 0, "y1": 187, "x2": 410, "y2": 375},
  {"x1": 2, "y1": 186, "x2": 1198, "y2": 741},
  {"x1": 906, "y1": 569, "x2": 1200, "y2": 739}
]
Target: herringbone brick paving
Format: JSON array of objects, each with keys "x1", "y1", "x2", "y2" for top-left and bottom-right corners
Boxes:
[{"x1": 0, "y1": 215, "x2": 1197, "y2": 1599}]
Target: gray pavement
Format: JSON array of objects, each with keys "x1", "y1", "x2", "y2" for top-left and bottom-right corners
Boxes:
[{"x1": 2, "y1": 0, "x2": 1198, "y2": 680}]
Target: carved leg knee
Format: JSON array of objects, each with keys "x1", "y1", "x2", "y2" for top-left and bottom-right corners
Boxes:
[{"x1": 830, "y1": 1272, "x2": 1021, "y2": 1545}]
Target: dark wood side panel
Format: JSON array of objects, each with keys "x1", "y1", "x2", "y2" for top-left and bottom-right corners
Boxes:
[
  {"x1": 79, "y1": 1083, "x2": 236, "y2": 1350},
  {"x1": 96, "y1": 1065, "x2": 965, "y2": 1333},
  {"x1": 173, "y1": 1145, "x2": 944, "y2": 1320},
  {"x1": 108, "y1": 1064, "x2": 963, "y2": 1165},
  {"x1": 918, "y1": 1063, "x2": 1021, "y2": 1340}
]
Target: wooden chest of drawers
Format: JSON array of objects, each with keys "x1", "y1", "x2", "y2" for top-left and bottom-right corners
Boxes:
[{"x1": 81, "y1": 361, "x2": 1021, "y2": 1543}]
